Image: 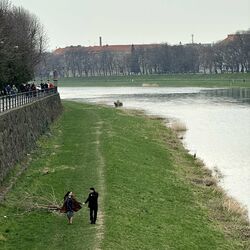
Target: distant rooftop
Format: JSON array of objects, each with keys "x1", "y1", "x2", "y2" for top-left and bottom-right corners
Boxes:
[
  {"x1": 54, "y1": 33, "x2": 249, "y2": 55},
  {"x1": 54, "y1": 43, "x2": 161, "y2": 55},
  {"x1": 220, "y1": 33, "x2": 250, "y2": 44}
]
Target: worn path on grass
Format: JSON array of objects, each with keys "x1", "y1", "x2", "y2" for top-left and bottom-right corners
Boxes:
[
  {"x1": 93, "y1": 118, "x2": 105, "y2": 250},
  {"x1": 0, "y1": 102, "x2": 103, "y2": 250}
]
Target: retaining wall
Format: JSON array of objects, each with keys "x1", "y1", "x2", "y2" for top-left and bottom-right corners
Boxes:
[{"x1": 0, "y1": 94, "x2": 62, "y2": 183}]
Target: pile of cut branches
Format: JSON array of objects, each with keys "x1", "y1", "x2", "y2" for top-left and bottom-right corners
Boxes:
[{"x1": 12, "y1": 186, "x2": 63, "y2": 213}]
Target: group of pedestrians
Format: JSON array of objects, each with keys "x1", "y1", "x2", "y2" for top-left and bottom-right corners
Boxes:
[
  {"x1": 0, "y1": 83, "x2": 35, "y2": 96},
  {"x1": 0, "y1": 84, "x2": 18, "y2": 96},
  {"x1": 20, "y1": 83, "x2": 37, "y2": 93},
  {"x1": 0, "y1": 80, "x2": 55, "y2": 96},
  {"x1": 61, "y1": 187, "x2": 99, "y2": 225},
  {"x1": 40, "y1": 80, "x2": 54, "y2": 90}
]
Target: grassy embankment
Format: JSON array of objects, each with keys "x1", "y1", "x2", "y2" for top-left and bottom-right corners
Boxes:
[
  {"x1": 0, "y1": 101, "x2": 249, "y2": 249},
  {"x1": 59, "y1": 73, "x2": 250, "y2": 87}
]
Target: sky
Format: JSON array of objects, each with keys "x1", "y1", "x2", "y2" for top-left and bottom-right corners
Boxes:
[{"x1": 11, "y1": 0, "x2": 250, "y2": 51}]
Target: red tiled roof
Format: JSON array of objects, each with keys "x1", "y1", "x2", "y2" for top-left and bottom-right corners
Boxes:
[
  {"x1": 54, "y1": 44, "x2": 161, "y2": 55},
  {"x1": 219, "y1": 33, "x2": 250, "y2": 44}
]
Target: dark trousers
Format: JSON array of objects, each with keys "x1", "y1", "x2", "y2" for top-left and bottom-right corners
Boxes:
[{"x1": 89, "y1": 207, "x2": 98, "y2": 223}]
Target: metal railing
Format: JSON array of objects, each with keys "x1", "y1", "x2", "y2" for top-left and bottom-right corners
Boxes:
[{"x1": 0, "y1": 87, "x2": 58, "y2": 113}]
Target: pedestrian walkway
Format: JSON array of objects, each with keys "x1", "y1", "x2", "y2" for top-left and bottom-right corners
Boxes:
[{"x1": 0, "y1": 87, "x2": 58, "y2": 113}]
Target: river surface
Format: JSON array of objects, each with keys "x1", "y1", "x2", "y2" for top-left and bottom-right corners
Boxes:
[{"x1": 59, "y1": 87, "x2": 250, "y2": 214}]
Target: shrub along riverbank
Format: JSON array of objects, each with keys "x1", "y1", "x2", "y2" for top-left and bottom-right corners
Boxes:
[{"x1": 0, "y1": 101, "x2": 249, "y2": 249}]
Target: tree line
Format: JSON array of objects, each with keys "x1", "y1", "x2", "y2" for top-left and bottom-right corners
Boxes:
[
  {"x1": 38, "y1": 30, "x2": 250, "y2": 79},
  {"x1": 0, "y1": 0, "x2": 46, "y2": 90}
]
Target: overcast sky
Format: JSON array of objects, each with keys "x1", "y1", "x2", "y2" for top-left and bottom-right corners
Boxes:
[{"x1": 11, "y1": 0, "x2": 250, "y2": 50}]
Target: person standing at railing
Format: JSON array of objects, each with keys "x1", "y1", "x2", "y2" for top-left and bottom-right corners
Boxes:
[
  {"x1": 20, "y1": 83, "x2": 25, "y2": 93},
  {"x1": 40, "y1": 81, "x2": 45, "y2": 92},
  {"x1": 44, "y1": 81, "x2": 49, "y2": 93},
  {"x1": 10, "y1": 85, "x2": 18, "y2": 105},
  {"x1": 31, "y1": 83, "x2": 37, "y2": 97},
  {"x1": 2, "y1": 87, "x2": 6, "y2": 96},
  {"x1": 25, "y1": 83, "x2": 31, "y2": 97},
  {"x1": 5, "y1": 85, "x2": 11, "y2": 95},
  {"x1": 49, "y1": 82, "x2": 54, "y2": 89},
  {"x1": 25, "y1": 83, "x2": 30, "y2": 92},
  {"x1": 11, "y1": 85, "x2": 18, "y2": 95}
]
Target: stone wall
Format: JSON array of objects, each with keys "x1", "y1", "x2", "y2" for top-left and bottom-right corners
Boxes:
[{"x1": 0, "y1": 94, "x2": 62, "y2": 183}]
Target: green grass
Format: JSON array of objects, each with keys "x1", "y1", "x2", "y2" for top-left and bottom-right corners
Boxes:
[
  {"x1": 0, "y1": 102, "x2": 100, "y2": 250},
  {"x1": 0, "y1": 101, "x2": 249, "y2": 249},
  {"x1": 58, "y1": 73, "x2": 250, "y2": 88}
]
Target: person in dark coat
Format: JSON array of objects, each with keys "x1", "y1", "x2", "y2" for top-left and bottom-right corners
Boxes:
[
  {"x1": 19, "y1": 83, "x2": 25, "y2": 93},
  {"x1": 84, "y1": 188, "x2": 99, "y2": 224},
  {"x1": 61, "y1": 191, "x2": 82, "y2": 224}
]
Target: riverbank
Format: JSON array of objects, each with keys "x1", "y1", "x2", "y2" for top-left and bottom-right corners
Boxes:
[
  {"x1": 0, "y1": 101, "x2": 249, "y2": 249},
  {"x1": 59, "y1": 73, "x2": 250, "y2": 87}
]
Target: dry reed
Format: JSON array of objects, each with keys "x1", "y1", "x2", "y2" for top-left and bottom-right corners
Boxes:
[
  {"x1": 222, "y1": 196, "x2": 249, "y2": 219},
  {"x1": 170, "y1": 121, "x2": 187, "y2": 132}
]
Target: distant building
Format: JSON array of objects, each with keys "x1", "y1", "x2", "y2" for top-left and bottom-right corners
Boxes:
[
  {"x1": 219, "y1": 33, "x2": 250, "y2": 44},
  {"x1": 54, "y1": 43, "x2": 161, "y2": 56}
]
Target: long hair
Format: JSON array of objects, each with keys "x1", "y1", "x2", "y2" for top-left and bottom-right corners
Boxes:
[{"x1": 64, "y1": 191, "x2": 71, "y2": 201}]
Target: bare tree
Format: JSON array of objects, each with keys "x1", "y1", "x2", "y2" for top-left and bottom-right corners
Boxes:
[
  {"x1": 38, "y1": 29, "x2": 250, "y2": 79},
  {"x1": 0, "y1": 0, "x2": 47, "y2": 89}
]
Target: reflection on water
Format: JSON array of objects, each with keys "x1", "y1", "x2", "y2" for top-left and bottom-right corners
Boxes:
[
  {"x1": 201, "y1": 88, "x2": 250, "y2": 104},
  {"x1": 60, "y1": 87, "x2": 250, "y2": 214}
]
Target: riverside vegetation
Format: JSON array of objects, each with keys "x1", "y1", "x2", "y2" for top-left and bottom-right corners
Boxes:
[
  {"x1": 58, "y1": 73, "x2": 250, "y2": 87},
  {"x1": 0, "y1": 101, "x2": 249, "y2": 249}
]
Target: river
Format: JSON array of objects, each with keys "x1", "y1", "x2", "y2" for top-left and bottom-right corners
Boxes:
[{"x1": 59, "y1": 86, "x2": 250, "y2": 214}]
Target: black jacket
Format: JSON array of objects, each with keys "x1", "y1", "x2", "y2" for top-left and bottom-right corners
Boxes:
[
  {"x1": 85, "y1": 191, "x2": 98, "y2": 208},
  {"x1": 66, "y1": 197, "x2": 73, "y2": 212}
]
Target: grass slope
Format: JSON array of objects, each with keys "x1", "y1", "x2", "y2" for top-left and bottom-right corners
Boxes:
[
  {"x1": 0, "y1": 102, "x2": 101, "y2": 250},
  {"x1": 99, "y1": 108, "x2": 249, "y2": 249},
  {"x1": 58, "y1": 73, "x2": 250, "y2": 87},
  {"x1": 0, "y1": 101, "x2": 249, "y2": 249}
]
